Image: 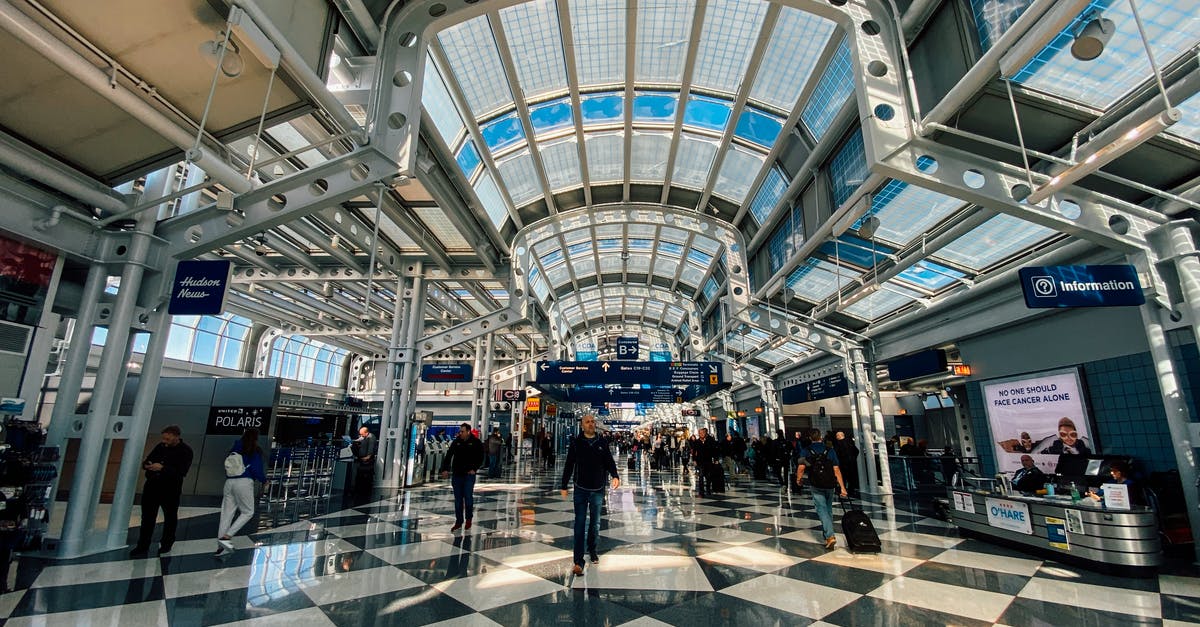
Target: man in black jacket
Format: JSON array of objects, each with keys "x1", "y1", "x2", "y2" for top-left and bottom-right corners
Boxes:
[
  {"x1": 441, "y1": 423, "x2": 485, "y2": 531},
  {"x1": 131, "y1": 425, "x2": 194, "y2": 557},
  {"x1": 560, "y1": 414, "x2": 619, "y2": 575},
  {"x1": 693, "y1": 428, "x2": 719, "y2": 497}
]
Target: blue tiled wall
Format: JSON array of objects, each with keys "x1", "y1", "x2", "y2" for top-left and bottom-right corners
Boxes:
[{"x1": 966, "y1": 340, "x2": 1199, "y2": 477}]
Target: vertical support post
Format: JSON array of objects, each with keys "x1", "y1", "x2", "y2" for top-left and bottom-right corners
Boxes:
[
  {"x1": 378, "y1": 275, "x2": 408, "y2": 486},
  {"x1": 845, "y1": 353, "x2": 877, "y2": 493},
  {"x1": 19, "y1": 254, "x2": 64, "y2": 421},
  {"x1": 106, "y1": 303, "x2": 171, "y2": 546},
  {"x1": 390, "y1": 263, "x2": 425, "y2": 487},
  {"x1": 59, "y1": 209, "x2": 157, "y2": 558},
  {"x1": 470, "y1": 336, "x2": 488, "y2": 430},
  {"x1": 851, "y1": 345, "x2": 892, "y2": 506},
  {"x1": 481, "y1": 336, "x2": 495, "y2": 436},
  {"x1": 760, "y1": 379, "x2": 781, "y2": 435}
]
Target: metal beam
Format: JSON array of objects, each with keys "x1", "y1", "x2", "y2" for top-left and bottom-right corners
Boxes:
[
  {"x1": 161, "y1": 147, "x2": 396, "y2": 259},
  {"x1": 554, "y1": 0, "x2": 592, "y2": 209},
  {"x1": 0, "y1": 129, "x2": 129, "y2": 214},
  {"x1": 0, "y1": 171, "x2": 104, "y2": 260},
  {"x1": 658, "y1": 0, "x2": 709, "y2": 204},
  {"x1": 419, "y1": 305, "x2": 527, "y2": 360}
]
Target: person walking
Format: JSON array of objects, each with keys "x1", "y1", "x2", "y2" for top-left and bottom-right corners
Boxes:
[
  {"x1": 130, "y1": 425, "x2": 194, "y2": 557},
  {"x1": 441, "y1": 423, "x2": 485, "y2": 531},
  {"x1": 795, "y1": 428, "x2": 848, "y2": 550},
  {"x1": 693, "y1": 427, "x2": 719, "y2": 497},
  {"x1": 486, "y1": 429, "x2": 504, "y2": 478},
  {"x1": 560, "y1": 414, "x2": 620, "y2": 575},
  {"x1": 832, "y1": 431, "x2": 860, "y2": 497},
  {"x1": 215, "y1": 428, "x2": 267, "y2": 556}
]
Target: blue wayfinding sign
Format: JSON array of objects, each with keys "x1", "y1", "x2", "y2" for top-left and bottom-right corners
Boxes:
[
  {"x1": 560, "y1": 387, "x2": 683, "y2": 404},
  {"x1": 782, "y1": 372, "x2": 850, "y2": 404},
  {"x1": 168, "y1": 259, "x2": 231, "y2": 315},
  {"x1": 535, "y1": 361, "x2": 723, "y2": 386},
  {"x1": 616, "y1": 336, "x2": 639, "y2": 360},
  {"x1": 420, "y1": 363, "x2": 473, "y2": 383},
  {"x1": 1019, "y1": 265, "x2": 1144, "y2": 308}
]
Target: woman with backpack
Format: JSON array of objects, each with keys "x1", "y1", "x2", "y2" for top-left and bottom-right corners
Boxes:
[{"x1": 216, "y1": 428, "x2": 267, "y2": 556}]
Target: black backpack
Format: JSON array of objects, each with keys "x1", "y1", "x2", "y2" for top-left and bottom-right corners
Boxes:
[{"x1": 806, "y1": 447, "x2": 837, "y2": 489}]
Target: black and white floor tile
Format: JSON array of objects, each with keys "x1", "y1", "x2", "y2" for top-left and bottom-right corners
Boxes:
[{"x1": 2, "y1": 455, "x2": 1198, "y2": 626}]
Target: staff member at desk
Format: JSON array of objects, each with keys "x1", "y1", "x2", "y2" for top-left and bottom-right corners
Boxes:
[
  {"x1": 1012, "y1": 455, "x2": 1047, "y2": 492},
  {"x1": 1086, "y1": 461, "x2": 1144, "y2": 505}
]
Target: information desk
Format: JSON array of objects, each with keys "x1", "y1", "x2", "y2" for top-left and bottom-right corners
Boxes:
[{"x1": 947, "y1": 488, "x2": 1161, "y2": 576}]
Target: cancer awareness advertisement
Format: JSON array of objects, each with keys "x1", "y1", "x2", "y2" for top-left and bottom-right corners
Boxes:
[{"x1": 983, "y1": 368, "x2": 1095, "y2": 474}]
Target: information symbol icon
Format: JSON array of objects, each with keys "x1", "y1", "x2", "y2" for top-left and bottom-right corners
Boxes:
[{"x1": 1031, "y1": 276, "x2": 1056, "y2": 297}]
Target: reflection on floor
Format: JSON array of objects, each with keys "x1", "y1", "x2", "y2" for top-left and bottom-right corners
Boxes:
[{"x1": 2, "y1": 455, "x2": 1198, "y2": 626}]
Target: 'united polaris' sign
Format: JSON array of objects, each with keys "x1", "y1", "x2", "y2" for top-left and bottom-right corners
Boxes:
[
  {"x1": 168, "y1": 260, "x2": 232, "y2": 315},
  {"x1": 1019, "y1": 265, "x2": 1144, "y2": 309}
]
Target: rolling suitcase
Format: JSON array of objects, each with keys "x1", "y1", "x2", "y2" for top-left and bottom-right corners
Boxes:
[
  {"x1": 627, "y1": 457, "x2": 635, "y2": 470},
  {"x1": 840, "y1": 498, "x2": 881, "y2": 553}
]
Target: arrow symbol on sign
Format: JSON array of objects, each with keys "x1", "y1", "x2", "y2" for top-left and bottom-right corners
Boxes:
[
  {"x1": 601, "y1": 362, "x2": 610, "y2": 372},
  {"x1": 540, "y1": 363, "x2": 549, "y2": 371},
  {"x1": 709, "y1": 365, "x2": 717, "y2": 373}
]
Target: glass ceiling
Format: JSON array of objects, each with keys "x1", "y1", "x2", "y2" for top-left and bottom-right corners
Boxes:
[{"x1": 424, "y1": 0, "x2": 841, "y2": 233}]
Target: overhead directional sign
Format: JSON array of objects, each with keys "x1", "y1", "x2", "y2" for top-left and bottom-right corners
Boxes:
[
  {"x1": 1019, "y1": 265, "x2": 1144, "y2": 308},
  {"x1": 616, "y1": 336, "x2": 639, "y2": 360},
  {"x1": 420, "y1": 363, "x2": 472, "y2": 383},
  {"x1": 781, "y1": 372, "x2": 850, "y2": 404},
  {"x1": 558, "y1": 387, "x2": 684, "y2": 404},
  {"x1": 535, "y1": 361, "x2": 723, "y2": 386}
]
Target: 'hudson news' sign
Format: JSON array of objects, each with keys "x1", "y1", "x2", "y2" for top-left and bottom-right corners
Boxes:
[
  {"x1": 1018, "y1": 265, "x2": 1144, "y2": 309},
  {"x1": 168, "y1": 260, "x2": 232, "y2": 315}
]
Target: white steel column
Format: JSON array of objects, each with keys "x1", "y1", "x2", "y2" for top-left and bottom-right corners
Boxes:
[
  {"x1": 378, "y1": 275, "x2": 408, "y2": 486},
  {"x1": 59, "y1": 208, "x2": 158, "y2": 557},
  {"x1": 106, "y1": 303, "x2": 171, "y2": 547},
  {"x1": 480, "y1": 336, "x2": 495, "y2": 436},
  {"x1": 470, "y1": 336, "x2": 488, "y2": 430},
  {"x1": 19, "y1": 254, "x2": 64, "y2": 421},
  {"x1": 852, "y1": 345, "x2": 892, "y2": 506},
  {"x1": 845, "y1": 353, "x2": 877, "y2": 494},
  {"x1": 388, "y1": 263, "x2": 426, "y2": 487}
]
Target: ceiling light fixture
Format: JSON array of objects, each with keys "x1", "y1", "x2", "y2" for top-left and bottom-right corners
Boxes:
[
  {"x1": 199, "y1": 36, "x2": 244, "y2": 78},
  {"x1": 1070, "y1": 14, "x2": 1116, "y2": 61}
]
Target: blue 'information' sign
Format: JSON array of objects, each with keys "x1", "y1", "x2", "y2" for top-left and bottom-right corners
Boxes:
[
  {"x1": 616, "y1": 336, "x2": 639, "y2": 360},
  {"x1": 168, "y1": 259, "x2": 231, "y2": 315},
  {"x1": 1019, "y1": 265, "x2": 1144, "y2": 308},
  {"x1": 420, "y1": 363, "x2": 473, "y2": 383}
]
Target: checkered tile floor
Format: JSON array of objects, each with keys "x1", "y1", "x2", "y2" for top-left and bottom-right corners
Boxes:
[{"x1": 2, "y1": 456, "x2": 1198, "y2": 626}]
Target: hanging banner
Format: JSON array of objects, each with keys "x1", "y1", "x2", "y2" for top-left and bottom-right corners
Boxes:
[
  {"x1": 168, "y1": 259, "x2": 232, "y2": 315},
  {"x1": 206, "y1": 406, "x2": 272, "y2": 435},
  {"x1": 983, "y1": 368, "x2": 1095, "y2": 474}
]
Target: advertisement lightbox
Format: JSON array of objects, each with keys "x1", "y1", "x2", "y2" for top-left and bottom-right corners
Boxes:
[{"x1": 982, "y1": 367, "x2": 1096, "y2": 474}]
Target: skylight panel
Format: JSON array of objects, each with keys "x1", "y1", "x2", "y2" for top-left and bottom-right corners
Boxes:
[
  {"x1": 678, "y1": 264, "x2": 705, "y2": 288},
  {"x1": 671, "y1": 133, "x2": 719, "y2": 190},
  {"x1": 713, "y1": 146, "x2": 765, "y2": 203},
  {"x1": 633, "y1": 92, "x2": 679, "y2": 124},
  {"x1": 932, "y1": 214, "x2": 1058, "y2": 271},
  {"x1": 703, "y1": 277, "x2": 720, "y2": 300},
  {"x1": 734, "y1": 108, "x2": 783, "y2": 147},
  {"x1": 496, "y1": 149, "x2": 543, "y2": 206},
  {"x1": 529, "y1": 98, "x2": 575, "y2": 136},
  {"x1": 858, "y1": 179, "x2": 969, "y2": 246},
  {"x1": 480, "y1": 112, "x2": 527, "y2": 152},
  {"x1": 630, "y1": 132, "x2": 672, "y2": 183},
  {"x1": 691, "y1": 0, "x2": 767, "y2": 96},
  {"x1": 414, "y1": 206, "x2": 472, "y2": 249},
  {"x1": 539, "y1": 137, "x2": 583, "y2": 191},
  {"x1": 581, "y1": 93, "x2": 624, "y2": 126},
  {"x1": 829, "y1": 127, "x2": 867, "y2": 208},
  {"x1": 692, "y1": 235, "x2": 720, "y2": 255},
  {"x1": 267, "y1": 122, "x2": 326, "y2": 167},
  {"x1": 585, "y1": 132, "x2": 624, "y2": 183},
  {"x1": 968, "y1": 0, "x2": 1034, "y2": 53},
  {"x1": 499, "y1": 0, "x2": 569, "y2": 100},
  {"x1": 682, "y1": 95, "x2": 732, "y2": 132},
  {"x1": 842, "y1": 283, "x2": 922, "y2": 320},
  {"x1": 687, "y1": 248, "x2": 714, "y2": 267},
  {"x1": 895, "y1": 260, "x2": 967, "y2": 291},
  {"x1": 818, "y1": 234, "x2": 893, "y2": 269},
  {"x1": 1011, "y1": 1, "x2": 1199, "y2": 108},
  {"x1": 786, "y1": 258, "x2": 859, "y2": 302},
  {"x1": 801, "y1": 35, "x2": 853, "y2": 140},
  {"x1": 749, "y1": 9, "x2": 836, "y2": 111},
  {"x1": 422, "y1": 56, "x2": 465, "y2": 146},
  {"x1": 748, "y1": 165, "x2": 787, "y2": 224},
  {"x1": 473, "y1": 171, "x2": 510, "y2": 229},
  {"x1": 455, "y1": 140, "x2": 481, "y2": 179},
  {"x1": 437, "y1": 16, "x2": 513, "y2": 116},
  {"x1": 635, "y1": 0, "x2": 697, "y2": 83},
  {"x1": 569, "y1": 0, "x2": 626, "y2": 86}
]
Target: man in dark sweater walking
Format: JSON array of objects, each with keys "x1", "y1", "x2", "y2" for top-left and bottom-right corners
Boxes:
[
  {"x1": 560, "y1": 414, "x2": 620, "y2": 575},
  {"x1": 131, "y1": 425, "x2": 194, "y2": 557},
  {"x1": 440, "y1": 423, "x2": 485, "y2": 531}
]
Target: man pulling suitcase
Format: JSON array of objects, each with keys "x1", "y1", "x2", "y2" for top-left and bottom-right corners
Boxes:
[{"x1": 795, "y1": 428, "x2": 848, "y2": 550}]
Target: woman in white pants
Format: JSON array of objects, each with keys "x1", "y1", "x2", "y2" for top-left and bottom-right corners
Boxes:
[{"x1": 216, "y1": 428, "x2": 267, "y2": 556}]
